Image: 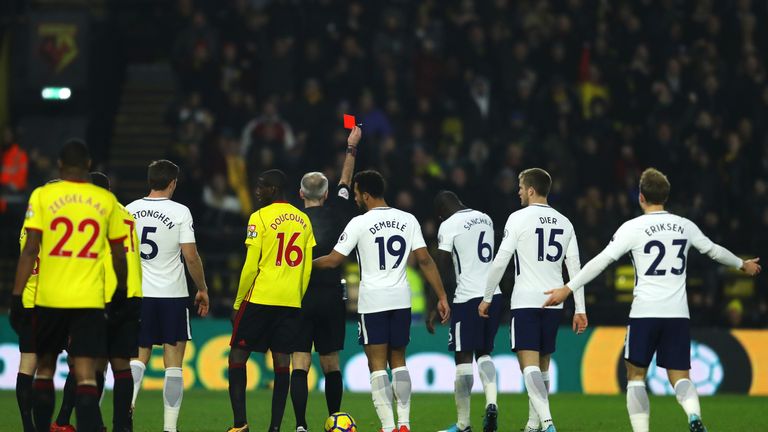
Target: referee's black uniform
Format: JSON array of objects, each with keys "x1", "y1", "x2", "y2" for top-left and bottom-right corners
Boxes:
[{"x1": 295, "y1": 184, "x2": 357, "y2": 354}]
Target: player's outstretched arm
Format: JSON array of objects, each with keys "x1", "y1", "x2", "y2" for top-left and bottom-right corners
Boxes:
[
  {"x1": 413, "y1": 247, "x2": 451, "y2": 323},
  {"x1": 543, "y1": 249, "x2": 616, "y2": 307},
  {"x1": 313, "y1": 250, "x2": 347, "y2": 269},
  {"x1": 740, "y1": 257, "x2": 761, "y2": 276},
  {"x1": 181, "y1": 242, "x2": 209, "y2": 317},
  {"x1": 339, "y1": 126, "x2": 361, "y2": 187},
  {"x1": 12, "y1": 229, "x2": 40, "y2": 297}
]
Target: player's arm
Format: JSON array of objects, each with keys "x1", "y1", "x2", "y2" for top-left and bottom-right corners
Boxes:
[
  {"x1": 564, "y1": 233, "x2": 588, "y2": 334},
  {"x1": 110, "y1": 241, "x2": 128, "y2": 294},
  {"x1": 413, "y1": 247, "x2": 450, "y2": 323},
  {"x1": 301, "y1": 227, "x2": 317, "y2": 299},
  {"x1": 479, "y1": 216, "x2": 517, "y2": 317},
  {"x1": 234, "y1": 243, "x2": 260, "y2": 312},
  {"x1": 339, "y1": 126, "x2": 361, "y2": 187},
  {"x1": 689, "y1": 222, "x2": 761, "y2": 275},
  {"x1": 544, "y1": 224, "x2": 634, "y2": 307},
  {"x1": 427, "y1": 250, "x2": 455, "y2": 333},
  {"x1": 13, "y1": 229, "x2": 40, "y2": 297},
  {"x1": 181, "y1": 243, "x2": 210, "y2": 317},
  {"x1": 313, "y1": 250, "x2": 347, "y2": 269}
]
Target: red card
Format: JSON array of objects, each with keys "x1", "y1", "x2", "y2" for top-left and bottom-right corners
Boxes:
[{"x1": 343, "y1": 114, "x2": 356, "y2": 129}]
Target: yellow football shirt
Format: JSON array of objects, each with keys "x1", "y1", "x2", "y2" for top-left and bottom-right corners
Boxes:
[
  {"x1": 234, "y1": 202, "x2": 316, "y2": 309},
  {"x1": 18, "y1": 227, "x2": 39, "y2": 309},
  {"x1": 23, "y1": 180, "x2": 129, "y2": 308},
  {"x1": 104, "y1": 204, "x2": 143, "y2": 300}
]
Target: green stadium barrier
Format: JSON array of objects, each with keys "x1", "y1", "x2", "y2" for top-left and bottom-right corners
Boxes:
[{"x1": 1, "y1": 318, "x2": 766, "y2": 395}]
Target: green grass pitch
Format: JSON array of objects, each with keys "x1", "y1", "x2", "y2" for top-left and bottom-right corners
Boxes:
[{"x1": 2, "y1": 390, "x2": 766, "y2": 431}]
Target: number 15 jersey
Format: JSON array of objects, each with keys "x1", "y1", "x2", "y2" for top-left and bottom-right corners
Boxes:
[
  {"x1": 126, "y1": 198, "x2": 196, "y2": 298},
  {"x1": 334, "y1": 207, "x2": 426, "y2": 314}
]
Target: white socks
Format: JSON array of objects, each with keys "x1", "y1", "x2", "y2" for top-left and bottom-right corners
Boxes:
[
  {"x1": 163, "y1": 367, "x2": 184, "y2": 432},
  {"x1": 674, "y1": 378, "x2": 701, "y2": 419},
  {"x1": 476, "y1": 355, "x2": 497, "y2": 406},
  {"x1": 527, "y1": 370, "x2": 549, "y2": 429},
  {"x1": 627, "y1": 380, "x2": 650, "y2": 432},
  {"x1": 454, "y1": 363, "x2": 474, "y2": 429},
  {"x1": 523, "y1": 366, "x2": 553, "y2": 429},
  {"x1": 391, "y1": 367, "x2": 411, "y2": 428},
  {"x1": 130, "y1": 360, "x2": 146, "y2": 407},
  {"x1": 370, "y1": 370, "x2": 396, "y2": 431}
]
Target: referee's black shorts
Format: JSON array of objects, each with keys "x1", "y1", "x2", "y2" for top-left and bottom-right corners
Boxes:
[
  {"x1": 34, "y1": 307, "x2": 107, "y2": 358},
  {"x1": 295, "y1": 288, "x2": 346, "y2": 355},
  {"x1": 230, "y1": 303, "x2": 300, "y2": 354}
]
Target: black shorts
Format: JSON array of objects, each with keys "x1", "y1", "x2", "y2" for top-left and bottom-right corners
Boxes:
[
  {"x1": 625, "y1": 318, "x2": 691, "y2": 370},
  {"x1": 510, "y1": 308, "x2": 563, "y2": 354},
  {"x1": 138, "y1": 297, "x2": 191, "y2": 347},
  {"x1": 295, "y1": 291, "x2": 346, "y2": 354},
  {"x1": 17, "y1": 308, "x2": 35, "y2": 354},
  {"x1": 34, "y1": 307, "x2": 107, "y2": 358},
  {"x1": 107, "y1": 298, "x2": 142, "y2": 358},
  {"x1": 230, "y1": 303, "x2": 300, "y2": 353}
]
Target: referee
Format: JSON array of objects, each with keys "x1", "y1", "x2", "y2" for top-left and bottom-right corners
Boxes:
[{"x1": 290, "y1": 126, "x2": 361, "y2": 431}]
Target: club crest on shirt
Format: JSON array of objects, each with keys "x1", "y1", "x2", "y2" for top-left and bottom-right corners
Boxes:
[
  {"x1": 246, "y1": 225, "x2": 258, "y2": 239},
  {"x1": 338, "y1": 232, "x2": 348, "y2": 243}
]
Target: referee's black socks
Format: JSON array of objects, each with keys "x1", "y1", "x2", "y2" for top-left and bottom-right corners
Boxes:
[
  {"x1": 324, "y1": 370, "x2": 343, "y2": 415},
  {"x1": 32, "y1": 377, "x2": 55, "y2": 431},
  {"x1": 16, "y1": 373, "x2": 35, "y2": 432},
  {"x1": 290, "y1": 369, "x2": 309, "y2": 428}
]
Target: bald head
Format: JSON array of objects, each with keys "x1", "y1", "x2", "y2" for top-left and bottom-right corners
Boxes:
[{"x1": 434, "y1": 190, "x2": 465, "y2": 220}]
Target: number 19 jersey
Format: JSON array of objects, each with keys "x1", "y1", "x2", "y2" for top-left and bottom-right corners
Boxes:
[
  {"x1": 334, "y1": 207, "x2": 427, "y2": 314},
  {"x1": 500, "y1": 204, "x2": 579, "y2": 310},
  {"x1": 126, "y1": 198, "x2": 196, "y2": 298}
]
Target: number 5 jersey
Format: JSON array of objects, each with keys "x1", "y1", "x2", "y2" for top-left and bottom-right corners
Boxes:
[{"x1": 126, "y1": 197, "x2": 196, "y2": 298}]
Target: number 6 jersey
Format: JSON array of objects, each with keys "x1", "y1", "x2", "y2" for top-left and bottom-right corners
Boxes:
[
  {"x1": 126, "y1": 197, "x2": 196, "y2": 298},
  {"x1": 333, "y1": 207, "x2": 426, "y2": 314}
]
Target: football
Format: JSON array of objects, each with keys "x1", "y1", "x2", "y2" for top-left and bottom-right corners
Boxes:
[{"x1": 324, "y1": 412, "x2": 357, "y2": 432}]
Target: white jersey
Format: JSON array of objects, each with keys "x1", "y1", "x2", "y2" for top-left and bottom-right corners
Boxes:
[
  {"x1": 334, "y1": 207, "x2": 427, "y2": 314},
  {"x1": 126, "y1": 198, "x2": 196, "y2": 298},
  {"x1": 499, "y1": 204, "x2": 583, "y2": 310},
  {"x1": 437, "y1": 209, "x2": 501, "y2": 303},
  {"x1": 568, "y1": 211, "x2": 743, "y2": 318}
]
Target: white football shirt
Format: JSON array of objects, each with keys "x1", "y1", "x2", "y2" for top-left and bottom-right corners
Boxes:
[
  {"x1": 334, "y1": 207, "x2": 427, "y2": 313},
  {"x1": 567, "y1": 211, "x2": 744, "y2": 318},
  {"x1": 437, "y1": 209, "x2": 501, "y2": 303},
  {"x1": 126, "y1": 198, "x2": 196, "y2": 298},
  {"x1": 494, "y1": 204, "x2": 584, "y2": 310}
]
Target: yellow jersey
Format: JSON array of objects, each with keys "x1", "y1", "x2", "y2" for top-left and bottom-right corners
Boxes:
[
  {"x1": 18, "y1": 227, "x2": 39, "y2": 309},
  {"x1": 23, "y1": 180, "x2": 129, "y2": 308},
  {"x1": 104, "y1": 204, "x2": 143, "y2": 300},
  {"x1": 234, "y1": 202, "x2": 316, "y2": 309}
]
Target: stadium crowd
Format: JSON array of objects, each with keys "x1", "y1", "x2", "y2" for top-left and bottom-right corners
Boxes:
[{"x1": 4, "y1": 0, "x2": 767, "y2": 325}]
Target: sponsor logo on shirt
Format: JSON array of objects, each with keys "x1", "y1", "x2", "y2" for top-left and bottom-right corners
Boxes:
[{"x1": 246, "y1": 225, "x2": 258, "y2": 239}]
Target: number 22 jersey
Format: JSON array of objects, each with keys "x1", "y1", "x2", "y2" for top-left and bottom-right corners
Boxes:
[
  {"x1": 23, "y1": 180, "x2": 128, "y2": 308},
  {"x1": 334, "y1": 207, "x2": 426, "y2": 314},
  {"x1": 126, "y1": 197, "x2": 196, "y2": 298}
]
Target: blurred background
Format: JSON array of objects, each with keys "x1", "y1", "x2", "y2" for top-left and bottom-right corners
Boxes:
[{"x1": 0, "y1": 0, "x2": 766, "y2": 327}]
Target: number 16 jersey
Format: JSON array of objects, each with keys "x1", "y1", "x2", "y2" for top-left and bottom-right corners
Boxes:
[
  {"x1": 334, "y1": 207, "x2": 426, "y2": 314},
  {"x1": 126, "y1": 198, "x2": 196, "y2": 298}
]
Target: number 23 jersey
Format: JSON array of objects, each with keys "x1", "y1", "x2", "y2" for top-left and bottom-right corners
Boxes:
[
  {"x1": 126, "y1": 198, "x2": 195, "y2": 298},
  {"x1": 334, "y1": 207, "x2": 426, "y2": 314}
]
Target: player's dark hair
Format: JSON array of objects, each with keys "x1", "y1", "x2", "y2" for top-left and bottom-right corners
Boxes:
[
  {"x1": 639, "y1": 167, "x2": 670, "y2": 204},
  {"x1": 258, "y1": 169, "x2": 287, "y2": 196},
  {"x1": 90, "y1": 171, "x2": 110, "y2": 190},
  {"x1": 58, "y1": 139, "x2": 91, "y2": 170},
  {"x1": 354, "y1": 170, "x2": 386, "y2": 198},
  {"x1": 147, "y1": 159, "x2": 179, "y2": 191},
  {"x1": 519, "y1": 168, "x2": 552, "y2": 197},
  {"x1": 434, "y1": 190, "x2": 464, "y2": 219}
]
